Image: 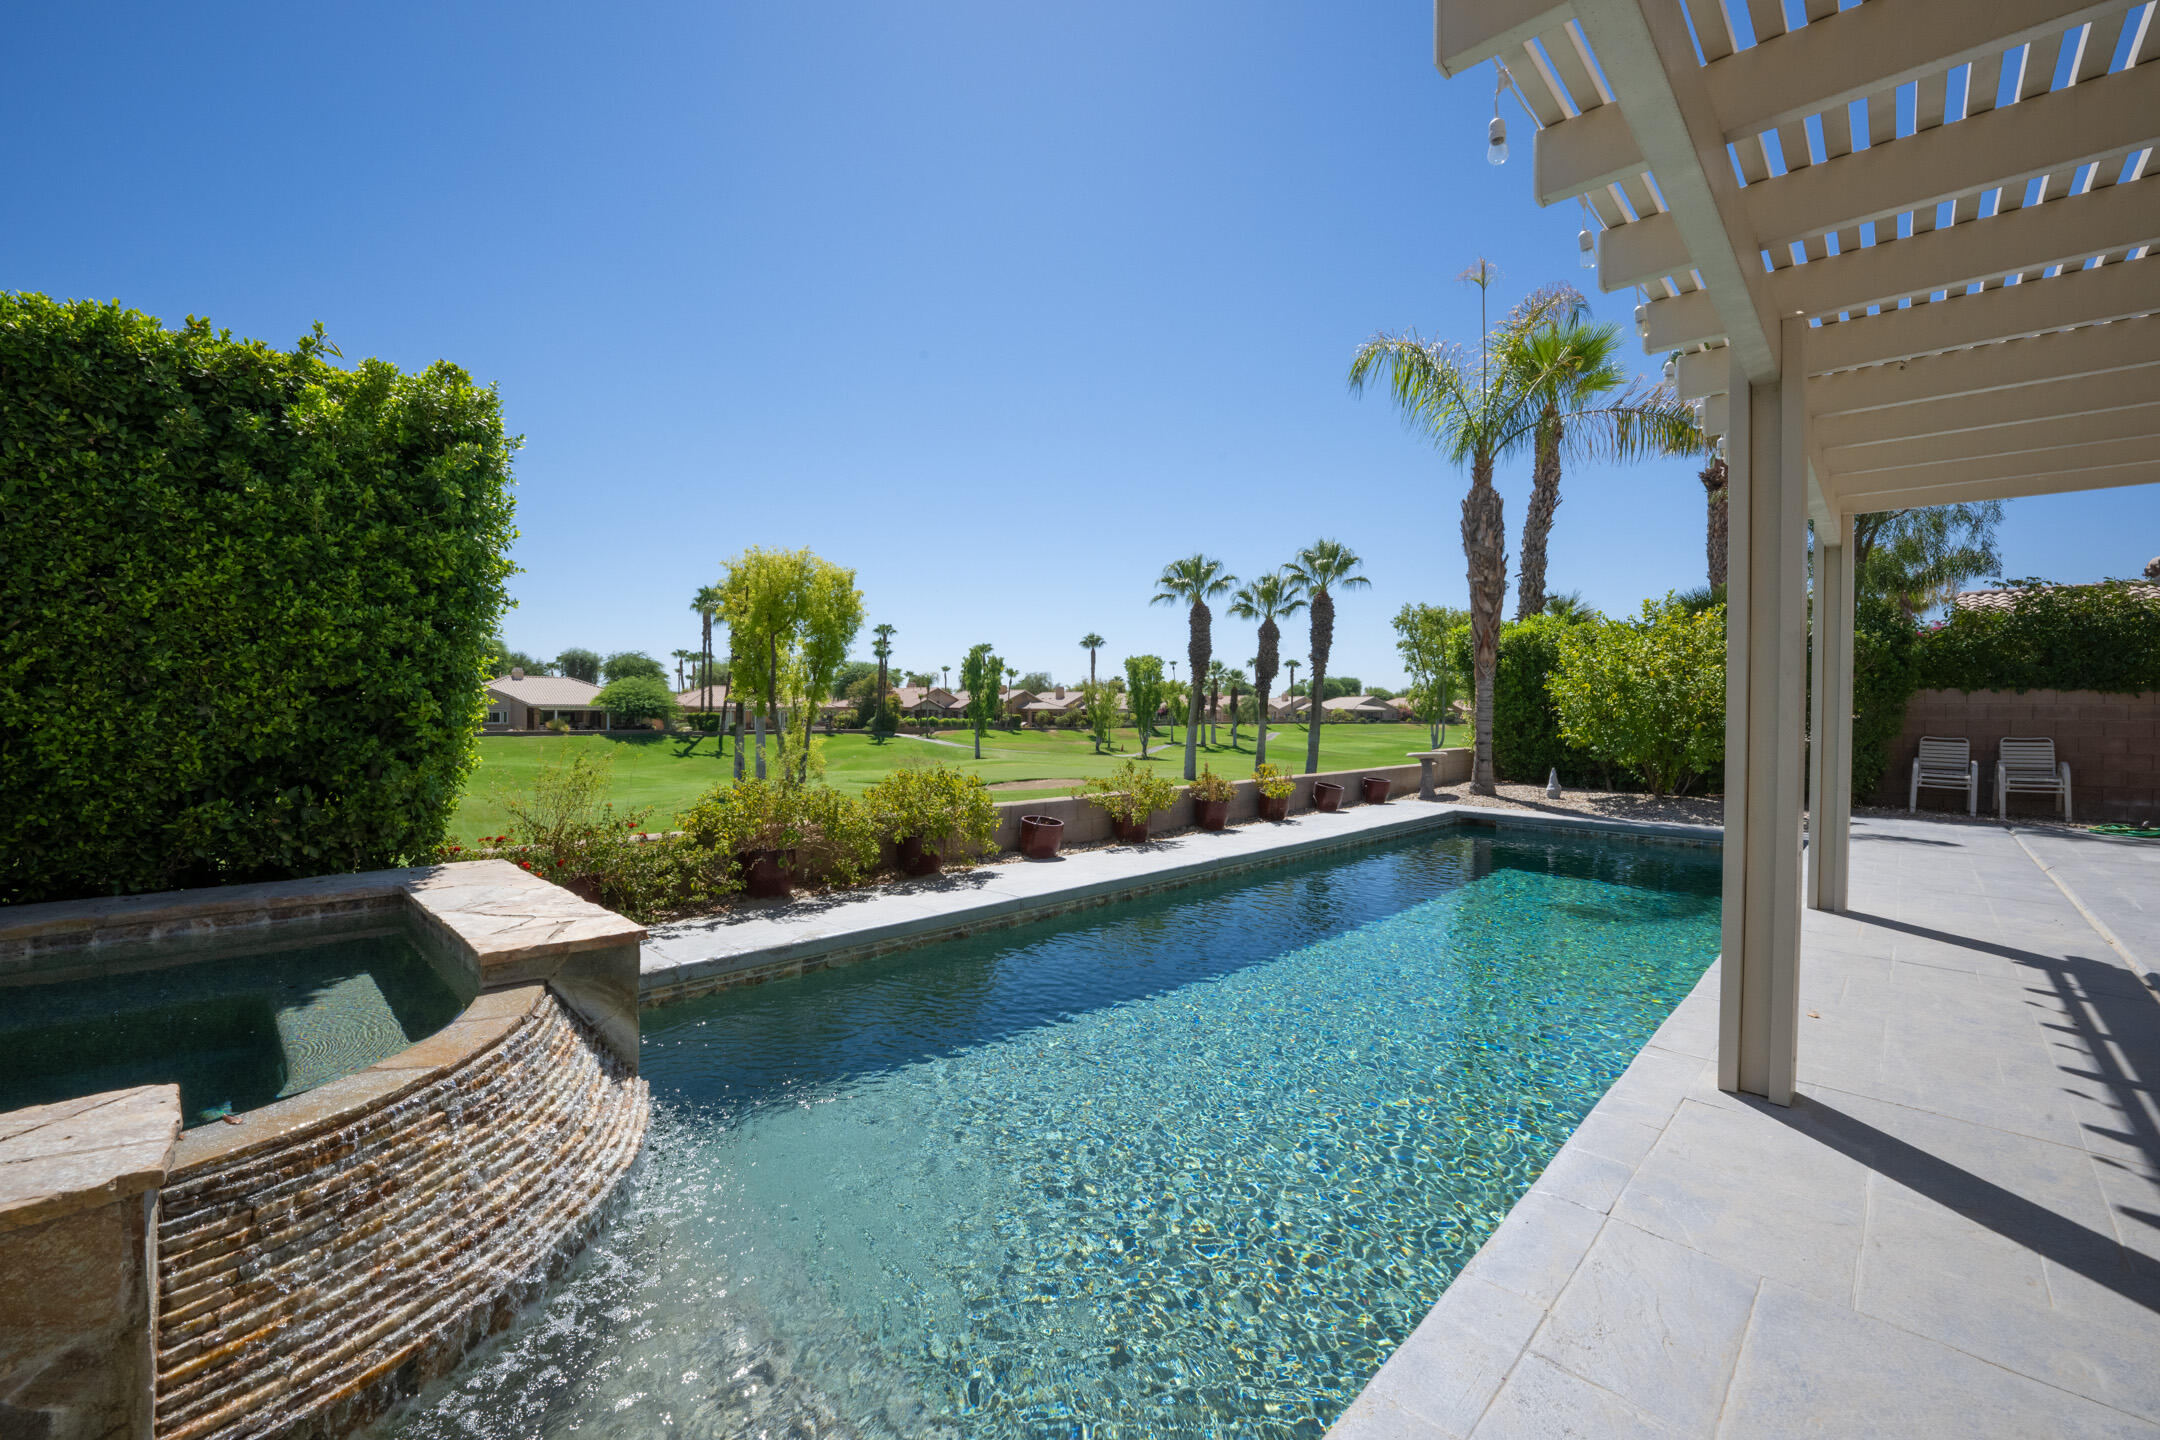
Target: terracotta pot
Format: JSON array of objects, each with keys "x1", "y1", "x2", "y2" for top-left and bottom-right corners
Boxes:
[
  {"x1": 742, "y1": 849, "x2": 794, "y2": 898},
  {"x1": 897, "y1": 834, "x2": 943, "y2": 877},
  {"x1": 1312, "y1": 781, "x2": 1345, "y2": 813},
  {"x1": 1113, "y1": 817, "x2": 1150, "y2": 844},
  {"x1": 1018, "y1": 814, "x2": 1065, "y2": 859},
  {"x1": 1258, "y1": 792, "x2": 1290, "y2": 822},
  {"x1": 1361, "y1": 775, "x2": 1392, "y2": 805},
  {"x1": 1196, "y1": 798, "x2": 1230, "y2": 831}
]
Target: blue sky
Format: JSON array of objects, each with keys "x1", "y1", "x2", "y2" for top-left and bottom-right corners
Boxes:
[{"x1": 10, "y1": 3, "x2": 2153, "y2": 688}]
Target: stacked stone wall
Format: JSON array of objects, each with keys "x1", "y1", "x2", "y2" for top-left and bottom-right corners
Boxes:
[{"x1": 152, "y1": 991, "x2": 649, "y2": 1440}]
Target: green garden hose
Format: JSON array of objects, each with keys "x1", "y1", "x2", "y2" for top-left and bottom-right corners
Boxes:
[{"x1": 2088, "y1": 824, "x2": 2160, "y2": 838}]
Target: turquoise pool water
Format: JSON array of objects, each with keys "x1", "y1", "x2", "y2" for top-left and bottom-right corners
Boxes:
[
  {"x1": 383, "y1": 826, "x2": 1720, "y2": 1439},
  {"x1": 0, "y1": 925, "x2": 471, "y2": 1127}
]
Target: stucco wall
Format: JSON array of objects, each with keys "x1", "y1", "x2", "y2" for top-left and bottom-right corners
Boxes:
[{"x1": 1876, "y1": 689, "x2": 2159, "y2": 822}]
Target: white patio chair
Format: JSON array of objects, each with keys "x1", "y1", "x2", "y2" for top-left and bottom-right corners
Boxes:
[
  {"x1": 1909, "y1": 736, "x2": 1978, "y2": 815},
  {"x1": 1997, "y1": 737, "x2": 2072, "y2": 822}
]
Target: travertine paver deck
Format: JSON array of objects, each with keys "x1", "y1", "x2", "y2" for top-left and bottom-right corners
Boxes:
[
  {"x1": 1329, "y1": 815, "x2": 2160, "y2": 1439},
  {"x1": 638, "y1": 800, "x2": 1713, "y2": 1003}
]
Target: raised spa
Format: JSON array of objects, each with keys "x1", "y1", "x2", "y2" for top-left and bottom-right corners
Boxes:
[{"x1": 382, "y1": 824, "x2": 1720, "y2": 1440}]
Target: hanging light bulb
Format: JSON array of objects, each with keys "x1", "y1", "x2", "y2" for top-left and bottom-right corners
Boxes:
[
  {"x1": 1662, "y1": 357, "x2": 1677, "y2": 385},
  {"x1": 1578, "y1": 225, "x2": 1597, "y2": 269},
  {"x1": 1634, "y1": 301, "x2": 1651, "y2": 339},
  {"x1": 1487, "y1": 114, "x2": 1508, "y2": 165},
  {"x1": 1714, "y1": 435, "x2": 1727, "y2": 460}
]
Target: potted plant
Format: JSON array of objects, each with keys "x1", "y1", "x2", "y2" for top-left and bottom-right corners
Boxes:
[
  {"x1": 1312, "y1": 779, "x2": 1346, "y2": 812},
  {"x1": 680, "y1": 778, "x2": 879, "y2": 899},
  {"x1": 1018, "y1": 814, "x2": 1065, "y2": 859},
  {"x1": 1189, "y1": 767, "x2": 1236, "y2": 831},
  {"x1": 1076, "y1": 761, "x2": 1178, "y2": 843},
  {"x1": 1254, "y1": 762, "x2": 1294, "y2": 822},
  {"x1": 866, "y1": 763, "x2": 999, "y2": 877},
  {"x1": 1361, "y1": 774, "x2": 1393, "y2": 805}
]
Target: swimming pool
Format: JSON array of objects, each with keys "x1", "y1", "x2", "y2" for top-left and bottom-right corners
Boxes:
[{"x1": 380, "y1": 824, "x2": 1720, "y2": 1439}]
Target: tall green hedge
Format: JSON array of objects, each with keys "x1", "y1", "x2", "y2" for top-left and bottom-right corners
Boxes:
[
  {"x1": 1850, "y1": 594, "x2": 1918, "y2": 801},
  {"x1": 1913, "y1": 580, "x2": 2160, "y2": 693},
  {"x1": 1, "y1": 295, "x2": 518, "y2": 905},
  {"x1": 1451, "y1": 613, "x2": 1605, "y2": 786}
]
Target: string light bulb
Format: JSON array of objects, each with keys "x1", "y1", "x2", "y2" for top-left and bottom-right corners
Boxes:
[
  {"x1": 1662, "y1": 357, "x2": 1677, "y2": 385},
  {"x1": 1487, "y1": 66, "x2": 1509, "y2": 165},
  {"x1": 1634, "y1": 301, "x2": 1651, "y2": 339},
  {"x1": 1578, "y1": 225, "x2": 1597, "y2": 269}
]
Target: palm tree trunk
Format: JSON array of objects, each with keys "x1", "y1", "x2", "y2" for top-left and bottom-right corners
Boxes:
[
  {"x1": 1516, "y1": 409, "x2": 1563, "y2": 619},
  {"x1": 1089, "y1": 649, "x2": 1097, "y2": 686},
  {"x1": 733, "y1": 700, "x2": 745, "y2": 779},
  {"x1": 1255, "y1": 617, "x2": 1277, "y2": 770},
  {"x1": 1701, "y1": 458, "x2": 1729, "y2": 590},
  {"x1": 1465, "y1": 452, "x2": 1507, "y2": 795},
  {"x1": 1304, "y1": 589, "x2": 1332, "y2": 775},
  {"x1": 1183, "y1": 601, "x2": 1209, "y2": 782}
]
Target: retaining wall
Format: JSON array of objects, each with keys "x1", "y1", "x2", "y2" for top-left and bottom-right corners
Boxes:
[{"x1": 1877, "y1": 689, "x2": 2159, "y2": 822}]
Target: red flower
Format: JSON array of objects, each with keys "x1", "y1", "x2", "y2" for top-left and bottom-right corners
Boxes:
[{"x1": 519, "y1": 860, "x2": 533, "y2": 871}]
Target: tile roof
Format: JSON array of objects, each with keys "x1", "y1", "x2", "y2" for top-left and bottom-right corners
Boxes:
[{"x1": 488, "y1": 674, "x2": 604, "y2": 706}]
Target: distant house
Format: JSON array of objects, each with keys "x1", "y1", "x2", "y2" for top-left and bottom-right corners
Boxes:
[
  {"x1": 1022, "y1": 687, "x2": 1086, "y2": 725},
  {"x1": 1268, "y1": 696, "x2": 1310, "y2": 720},
  {"x1": 484, "y1": 671, "x2": 615, "y2": 732},
  {"x1": 675, "y1": 683, "x2": 732, "y2": 715},
  {"x1": 1321, "y1": 694, "x2": 1394, "y2": 722},
  {"x1": 1385, "y1": 696, "x2": 1418, "y2": 720},
  {"x1": 1953, "y1": 582, "x2": 2160, "y2": 613}
]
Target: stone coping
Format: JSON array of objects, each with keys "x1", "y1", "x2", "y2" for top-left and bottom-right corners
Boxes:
[
  {"x1": 642, "y1": 801, "x2": 1720, "y2": 1005},
  {"x1": 0, "y1": 858, "x2": 645, "y2": 979},
  {"x1": 0, "y1": 1083, "x2": 180, "y2": 1235}
]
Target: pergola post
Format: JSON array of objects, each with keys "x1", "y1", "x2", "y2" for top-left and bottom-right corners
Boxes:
[
  {"x1": 1716, "y1": 327, "x2": 1808, "y2": 1106},
  {"x1": 1808, "y1": 511, "x2": 1856, "y2": 913}
]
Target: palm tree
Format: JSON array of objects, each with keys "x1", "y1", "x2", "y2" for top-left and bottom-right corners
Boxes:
[
  {"x1": 1229, "y1": 573, "x2": 1303, "y2": 769},
  {"x1": 1204, "y1": 661, "x2": 1226, "y2": 747},
  {"x1": 1223, "y1": 666, "x2": 1247, "y2": 748},
  {"x1": 1080, "y1": 633, "x2": 1105, "y2": 686},
  {"x1": 1152, "y1": 554, "x2": 1237, "y2": 781},
  {"x1": 1285, "y1": 658, "x2": 1300, "y2": 702},
  {"x1": 689, "y1": 584, "x2": 724, "y2": 734},
  {"x1": 670, "y1": 648, "x2": 695, "y2": 691},
  {"x1": 1350, "y1": 282, "x2": 1693, "y2": 793},
  {"x1": 1700, "y1": 453, "x2": 1728, "y2": 590},
  {"x1": 870, "y1": 622, "x2": 896, "y2": 731},
  {"x1": 1283, "y1": 540, "x2": 1370, "y2": 775}
]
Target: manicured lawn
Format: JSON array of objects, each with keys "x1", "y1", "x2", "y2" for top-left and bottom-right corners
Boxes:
[{"x1": 447, "y1": 721, "x2": 1466, "y2": 845}]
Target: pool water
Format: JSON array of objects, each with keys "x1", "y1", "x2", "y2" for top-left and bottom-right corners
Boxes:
[
  {"x1": 381, "y1": 826, "x2": 1720, "y2": 1440},
  {"x1": 0, "y1": 925, "x2": 472, "y2": 1126}
]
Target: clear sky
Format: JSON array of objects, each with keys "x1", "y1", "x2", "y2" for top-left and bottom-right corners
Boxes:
[{"x1": 10, "y1": 3, "x2": 2154, "y2": 689}]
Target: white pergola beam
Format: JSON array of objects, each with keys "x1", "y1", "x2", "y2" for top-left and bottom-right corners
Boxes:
[
  {"x1": 1742, "y1": 63, "x2": 2160, "y2": 250},
  {"x1": 1705, "y1": 0, "x2": 2134, "y2": 142},
  {"x1": 1804, "y1": 258, "x2": 2160, "y2": 372},
  {"x1": 1675, "y1": 346, "x2": 1729, "y2": 400},
  {"x1": 1435, "y1": 0, "x2": 1573, "y2": 77},
  {"x1": 1598, "y1": 210, "x2": 1690, "y2": 291},
  {"x1": 1841, "y1": 456, "x2": 2160, "y2": 510},
  {"x1": 1837, "y1": 435, "x2": 2160, "y2": 506},
  {"x1": 1828, "y1": 402, "x2": 2160, "y2": 474},
  {"x1": 1768, "y1": 179, "x2": 2160, "y2": 319},
  {"x1": 1644, "y1": 288, "x2": 1726, "y2": 350},
  {"x1": 1808, "y1": 316, "x2": 2160, "y2": 415},
  {"x1": 1815, "y1": 363, "x2": 2160, "y2": 447},
  {"x1": 1573, "y1": 0, "x2": 1781, "y2": 379},
  {"x1": 1534, "y1": 103, "x2": 1645, "y2": 204}
]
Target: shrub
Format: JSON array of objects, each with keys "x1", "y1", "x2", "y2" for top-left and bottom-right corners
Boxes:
[
  {"x1": 0, "y1": 295, "x2": 517, "y2": 905},
  {"x1": 677, "y1": 779, "x2": 878, "y2": 889},
  {"x1": 1550, "y1": 596, "x2": 1725, "y2": 796},
  {"x1": 1851, "y1": 594, "x2": 1918, "y2": 801},
  {"x1": 1449, "y1": 611, "x2": 1601, "y2": 785},
  {"x1": 1912, "y1": 579, "x2": 2160, "y2": 693},
  {"x1": 1188, "y1": 767, "x2": 1236, "y2": 803},
  {"x1": 1075, "y1": 761, "x2": 1179, "y2": 826},
  {"x1": 1252, "y1": 762, "x2": 1295, "y2": 801},
  {"x1": 865, "y1": 763, "x2": 998, "y2": 866},
  {"x1": 492, "y1": 751, "x2": 678, "y2": 918},
  {"x1": 595, "y1": 674, "x2": 677, "y2": 726}
]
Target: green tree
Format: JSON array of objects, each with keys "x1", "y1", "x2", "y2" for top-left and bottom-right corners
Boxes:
[
  {"x1": 903, "y1": 670, "x2": 938, "y2": 688},
  {"x1": 1080, "y1": 633, "x2": 1105, "y2": 686},
  {"x1": 1350, "y1": 266, "x2": 1691, "y2": 793},
  {"x1": 1393, "y1": 602, "x2": 1466, "y2": 748},
  {"x1": 555, "y1": 647, "x2": 602, "y2": 684},
  {"x1": 595, "y1": 674, "x2": 677, "y2": 726},
  {"x1": 1222, "y1": 666, "x2": 1247, "y2": 748},
  {"x1": 1152, "y1": 555, "x2": 1237, "y2": 781},
  {"x1": 669, "y1": 648, "x2": 696, "y2": 689},
  {"x1": 1283, "y1": 540, "x2": 1368, "y2": 775},
  {"x1": 718, "y1": 547, "x2": 864, "y2": 784},
  {"x1": 600, "y1": 650, "x2": 666, "y2": 683},
  {"x1": 1016, "y1": 670, "x2": 1055, "y2": 692},
  {"x1": 1122, "y1": 655, "x2": 1167, "y2": 759},
  {"x1": 870, "y1": 622, "x2": 897, "y2": 723},
  {"x1": 1853, "y1": 502, "x2": 2003, "y2": 621},
  {"x1": 1228, "y1": 571, "x2": 1304, "y2": 771},
  {"x1": 689, "y1": 584, "x2": 724, "y2": 708},
  {"x1": 1205, "y1": 661, "x2": 1226, "y2": 747},
  {"x1": 1548, "y1": 596, "x2": 1725, "y2": 795},
  {"x1": 489, "y1": 639, "x2": 552, "y2": 677},
  {"x1": 959, "y1": 642, "x2": 1005, "y2": 759},
  {"x1": 1083, "y1": 679, "x2": 1120, "y2": 753}
]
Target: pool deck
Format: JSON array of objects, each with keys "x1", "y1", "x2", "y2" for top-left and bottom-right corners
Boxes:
[
  {"x1": 1329, "y1": 814, "x2": 2160, "y2": 1439},
  {"x1": 638, "y1": 796, "x2": 1710, "y2": 1004}
]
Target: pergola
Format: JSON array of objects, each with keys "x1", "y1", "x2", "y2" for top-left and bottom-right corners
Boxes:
[{"x1": 1434, "y1": 0, "x2": 2158, "y2": 1103}]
